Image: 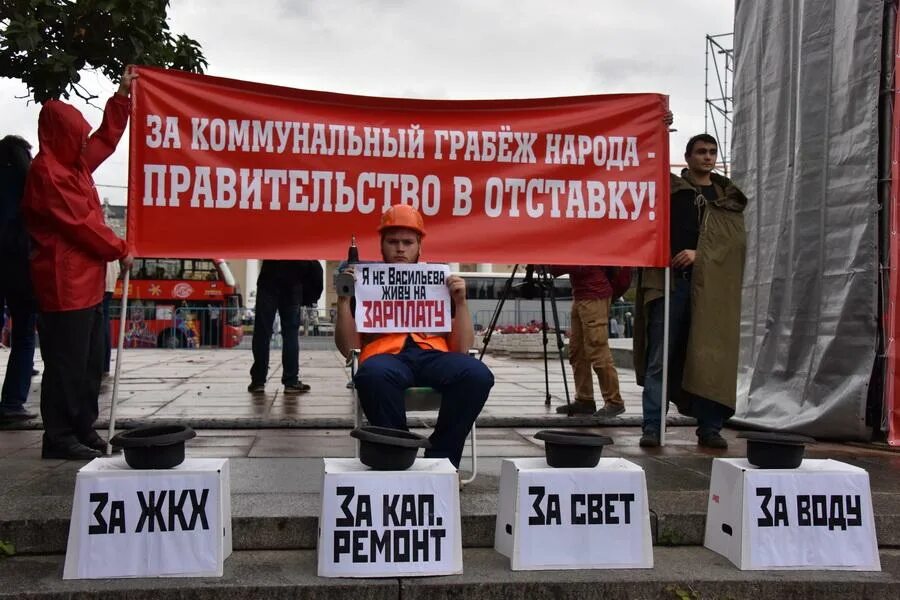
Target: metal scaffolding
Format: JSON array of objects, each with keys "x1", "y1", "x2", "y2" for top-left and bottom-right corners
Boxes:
[{"x1": 705, "y1": 32, "x2": 734, "y2": 175}]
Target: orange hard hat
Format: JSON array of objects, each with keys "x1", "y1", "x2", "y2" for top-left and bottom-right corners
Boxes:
[{"x1": 377, "y1": 204, "x2": 426, "y2": 237}]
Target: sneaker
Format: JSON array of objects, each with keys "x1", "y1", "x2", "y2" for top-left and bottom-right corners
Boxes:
[
  {"x1": 593, "y1": 404, "x2": 626, "y2": 418},
  {"x1": 247, "y1": 382, "x2": 265, "y2": 394},
  {"x1": 555, "y1": 400, "x2": 597, "y2": 415},
  {"x1": 283, "y1": 381, "x2": 311, "y2": 394},
  {"x1": 42, "y1": 440, "x2": 102, "y2": 460},
  {"x1": 0, "y1": 407, "x2": 38, "y2": 422},
  {"x1": 639, "y1": 431, "x2": 660, "y2": 447},
  {"x1": 698, "y1": 432, "x2": 729, "y2": 449}
]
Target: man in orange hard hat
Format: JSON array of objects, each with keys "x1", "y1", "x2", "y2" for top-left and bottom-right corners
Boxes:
[{"x1": 335, "y1": 204, "x2": 493, "y2": 468}]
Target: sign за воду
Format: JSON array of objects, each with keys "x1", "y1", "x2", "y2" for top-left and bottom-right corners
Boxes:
[{"x1": 704, "y1": 458, "x2": 880, "y2": 571}]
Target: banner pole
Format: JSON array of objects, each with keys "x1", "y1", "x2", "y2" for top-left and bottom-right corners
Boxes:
[
  {"x1": 107, "y1": 268, "x2": 130, "y2": 454},
  {"x1": 660, "y1": 267, "x2": 670, "y2": 446}
]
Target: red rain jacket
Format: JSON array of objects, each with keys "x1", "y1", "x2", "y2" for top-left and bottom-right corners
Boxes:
[{"x1": 22, "y1": 95, "x2": 130, "y2": 312}]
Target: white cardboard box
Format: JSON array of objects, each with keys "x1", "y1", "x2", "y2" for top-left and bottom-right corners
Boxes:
[
  {"x1": 494, "y1": 457, "x2": 653, "y2": 570},
  {"x1": 704, "y1": 458, "x2": 880, "y2": 571},
  {"x1": 63, "y1": 457, "x2": 232, "y2": 579},
  {"x1": 317, "y1": 458, "x2": 463, "y2": 577}
]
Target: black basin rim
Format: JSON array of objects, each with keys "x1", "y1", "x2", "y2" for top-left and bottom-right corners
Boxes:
[
  {"x1": 737, "y1": 431, "x2": 815, "y2": 444},
  {"x1": 351, "y1": 426, "x2": 431, "y2": 449},
  {"x1": 535, "y1": 430, "x2": 614, "y2": 447},
  {"x1": 111, "y1": 425, "x2": 196, "y2": 448},
  {"x1": 746, "y1": 440, "x2": 808, "y2": 450}
]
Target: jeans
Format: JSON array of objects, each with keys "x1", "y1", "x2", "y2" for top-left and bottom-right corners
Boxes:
[
  {"x1": 354, "y1": 340, "x2": 494, "y2": 467},
  {"x1": 250, "y1": 284, "x2": 301, "y2": 385},
  {"x1": 641, "y1": 277, "x2": 730, "y2": 438},
  {"x1": 0, "y1": 277, "x2": 36, "y2": 412}
]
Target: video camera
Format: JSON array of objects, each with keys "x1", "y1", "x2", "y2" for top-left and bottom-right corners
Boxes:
[{"x1": 514, "y1": 264, "x2": 551, "y2": 300}]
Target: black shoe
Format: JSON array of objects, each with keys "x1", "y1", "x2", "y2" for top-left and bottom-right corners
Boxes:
[
  {"x1": 42, "y1": 440, "x2": 102, "y2": 460},
  {"x1": 639, "y1": 431, "x2": 660, "y2": 448},
  {"x1": 283, "y1": 381, "x2": 311, "y2": 394},
  {"x1": 80, "y1": 432, "x2": 119, "y2": 454},
  {"x1": 698, "y1": 433, "x2": 728, "y2": 449},
  {"x1": 247, "y1": 382, "x2": 265, "y2": 393},
  {"x1": 593, "y1": 404, "x2": 626, "y2": 418},
  {"x1": 555, "y1": 400, "x2": 597, "y2": 415},
  {"x1": 0, "y1": 408, "x2": 38, "y2": 422}
]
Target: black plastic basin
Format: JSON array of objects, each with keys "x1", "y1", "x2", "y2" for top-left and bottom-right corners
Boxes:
[
  {"x1": 534, "y1": 430, "x2": 613, "y2": 468},
  {"x1": 738, "y1": 431, "x2": 815, "y2": 469},
  {"x1": 350, "y1": 426, "x2": 431, "y2": 471},
  {"x1": 110, "y1": 425, "x2": 197, "y2": 470}
]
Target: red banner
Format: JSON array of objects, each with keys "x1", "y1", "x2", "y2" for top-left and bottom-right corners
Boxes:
[{"x1": 128, "y1": 67, "x2": 669, "y2": 266}]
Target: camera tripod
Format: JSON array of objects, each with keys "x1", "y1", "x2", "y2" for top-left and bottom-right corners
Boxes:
[{"x1": 478, "y1": 264, "x2": 572, "y2": 408}]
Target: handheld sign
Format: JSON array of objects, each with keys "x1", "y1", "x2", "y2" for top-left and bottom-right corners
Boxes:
[
  {"x1": 704, "y1": 458, "x2": 880, "y2": 571},
  {"x1": 317, "y1": 458, "x2": 463, "y2": 577},
  {"x1": 494, "y1": 457, "x2": 653, "y2": 570},
  {"x1": 354, "y1": 263, "x2": 451, "y2": 333},
  {"x1": 64, "y1": 457, "x2": 232, "y2": 579}
]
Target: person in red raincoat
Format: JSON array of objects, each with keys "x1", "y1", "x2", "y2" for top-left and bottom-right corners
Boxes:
[{"x1": 22, "y1": 67, "x2": 137, "y2": 460}]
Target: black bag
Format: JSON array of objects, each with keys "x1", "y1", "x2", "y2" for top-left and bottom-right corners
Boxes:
[{"x1": 300, "y1": 260, "x2": 324, "y2": 306}]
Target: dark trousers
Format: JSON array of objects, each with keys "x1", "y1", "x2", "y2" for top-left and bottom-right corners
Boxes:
[
  {"x1": 250, "y1": 285, "x2": 301, "y2": 385},
  {"x1": 38, "y1": 305, "x2": 104, "y2": 445},
  {"x1": 0, "y1": 287, "x2": 36, "y2": 411},
  {"x1": 354, "y1": 341, "x2": 494, "y2": 467},
  {"x1": 102, "y1": 291, "x2": 113, "y2": 373},
  {"x1": 641, "y1": 277, "x2": 732, "y2": 438}
]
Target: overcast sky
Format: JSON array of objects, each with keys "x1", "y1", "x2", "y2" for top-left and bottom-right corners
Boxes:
[{"x1": 0, "y1": 0, "x2": 734, "y2": 205}]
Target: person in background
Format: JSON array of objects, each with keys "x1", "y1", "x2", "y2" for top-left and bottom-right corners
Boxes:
[
  {"x1": 248, "y1": 260, "x2": 324, "y2": 394},
  {"x1": 549, "y1": 265, "x2": 631, "y2": 418},
  {"x1": 0, "y1": 135, "x2": 37, "y2": 422},
  {"x1": 102, "y1": 260, "x2": 121, "y2": 377},
  {"x1": 21, "y1": 67, "x2": 137, "y2": 459}
]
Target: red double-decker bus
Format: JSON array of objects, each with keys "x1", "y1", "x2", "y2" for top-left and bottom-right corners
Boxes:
[{"x1": 111, "y1": 258, "x2": 244, "y2": 348}]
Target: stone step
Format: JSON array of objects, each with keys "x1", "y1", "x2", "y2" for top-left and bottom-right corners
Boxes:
[
  {"x1": 3, "y1": 489, "x2": 898, "y2": 555},
  {"x1": 0, "y1": 547, "x2": 896, "y2": 599}
]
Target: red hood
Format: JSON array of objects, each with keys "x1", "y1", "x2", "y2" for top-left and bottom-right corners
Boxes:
[{"x1": 37, "y1": 100, "x2": 91, "y2": 166}]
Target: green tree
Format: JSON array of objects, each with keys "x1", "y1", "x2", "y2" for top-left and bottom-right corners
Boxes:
[{"x1": 0, "y1": 0, "x2": 207, "y2": 103}]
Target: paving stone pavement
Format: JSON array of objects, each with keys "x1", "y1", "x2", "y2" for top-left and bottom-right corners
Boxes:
[{"x1": 1, "y1": 345, "x2": 665, "y2": 429}]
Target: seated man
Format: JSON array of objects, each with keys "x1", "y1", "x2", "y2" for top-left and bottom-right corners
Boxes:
[{"x1": 335, "y1": 205, "x2": 493, "y2": 468}]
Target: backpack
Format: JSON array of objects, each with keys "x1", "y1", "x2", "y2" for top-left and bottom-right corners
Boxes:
[{"x1": 300, "y1": 260, "x2": 324, "y2": 306}]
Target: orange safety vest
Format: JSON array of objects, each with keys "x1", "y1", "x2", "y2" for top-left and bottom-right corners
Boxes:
[{"x1": 359, "y1": 332, "x2": 449, "y2": 363}]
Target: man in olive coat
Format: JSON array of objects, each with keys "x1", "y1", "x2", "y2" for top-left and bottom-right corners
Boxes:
[{"x1": 633, "y1": 134, "x2": 747, "y2": 448}]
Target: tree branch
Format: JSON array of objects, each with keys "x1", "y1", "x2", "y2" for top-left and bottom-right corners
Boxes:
[{"x1": 71, "y1": 81, "x2": 102, "y2": 111}]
